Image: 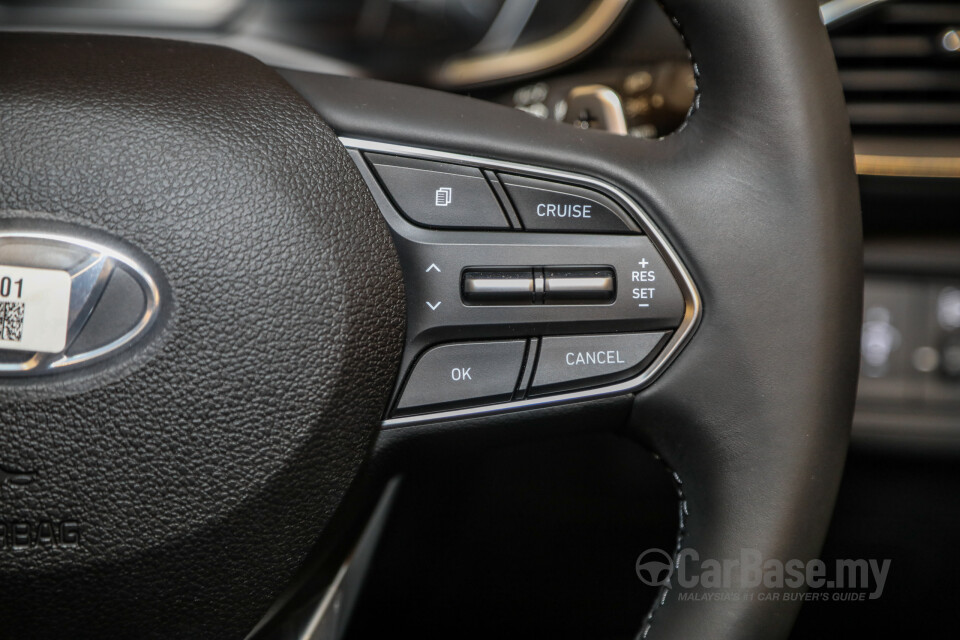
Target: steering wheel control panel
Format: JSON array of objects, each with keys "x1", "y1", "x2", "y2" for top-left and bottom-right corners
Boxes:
[
  {"x1": 365, "y1": 153, "x2": 640, "y2": 234},
  {"x1": 343, "y1": 139, "x2": 700, "y2": 426},
  {"x1": 462, "y1": 267, "x2": 616, "y2": 305}
]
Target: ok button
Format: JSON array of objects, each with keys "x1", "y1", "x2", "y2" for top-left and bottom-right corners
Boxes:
[{"x1": 395, "y1": 340, "x2": 526, "y2": 414}]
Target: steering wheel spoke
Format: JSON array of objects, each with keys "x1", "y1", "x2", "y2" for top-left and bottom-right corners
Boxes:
[{"x1": 285, "y1": 0, "x2": 862, "y2": 633}]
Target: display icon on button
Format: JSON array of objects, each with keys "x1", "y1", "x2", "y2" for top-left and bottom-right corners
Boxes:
[{"x1": 435, "y1": 187, "x2": 452, "y2": 206}]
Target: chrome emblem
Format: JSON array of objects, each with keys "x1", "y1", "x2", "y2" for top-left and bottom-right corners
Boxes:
[{"x1": 0, "y1": 230, "x2": 161, "y2": 376}]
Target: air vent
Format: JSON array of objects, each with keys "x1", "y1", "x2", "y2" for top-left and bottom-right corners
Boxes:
[{"x1": 830, "y1": 0, "x2": 960, "y2": 135}]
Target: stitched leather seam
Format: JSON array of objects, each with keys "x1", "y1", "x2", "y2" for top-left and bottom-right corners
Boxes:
[
  {"x1": 638, "y1": 451, "x2": 688, "y2": 639},
  {"x1": 656, "y1": 1, "x2": 700, "y2": 136}
]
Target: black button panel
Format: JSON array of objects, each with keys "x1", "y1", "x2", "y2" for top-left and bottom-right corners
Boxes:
[
  {"x1": 461, "y1": 266, "x2": 616, "y2": 305},
  {"x1": 394, "y1": 333, "x2": 670, "y2": 415},
  {"x1": 345, "y1": 142, "x2": 699, "y2": 424},
  {"x1": 364, "y1": 152, "x2": 640, "y2": 234},
  {"x1": 530, "y1": 332, "x2": 668, "y2": 395},
  {"x1": 367, "y1": 153, "x2": 510, "y2": 230},
  {"x1": 404, "y1": 238, "x2": 684, "y2": 337},
  {"x1": 499, "y1": 173, "x2": 638, "y2": 234},
  {"x1": 395, "y1": 340, "x2": 527, "y2": 414}
]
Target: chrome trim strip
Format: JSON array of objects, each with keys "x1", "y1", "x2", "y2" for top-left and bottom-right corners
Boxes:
[
  {"x1": 470, "y1": 0, "x2": 540, "y2": 55},
  {"x1": 296, "y1": 478, "x2": 400, "y2": 640},
  {"x1": 0, "y1": 231, "x2": 161, "y2": 375},
  {"x1": 855, "y1": 153, "x2": 960, "y2": 178},
  {"x1": 340, "y1": 137, "x2": 702, "y2": 428},
  {"x1": 433, "y1": 0, "x2": 631, "y2": 88},
  {"x1": 63, "y1": 252, "x2": 116, "y2": 348},
  {"x1": 544, "y1": 275, "x2": 614, "y2": 296},
  {"x1": 463, "y1": 275, "x2": 535, "y2": 296},
  {"x1": 820, "y1": 0, "x2": 889, "y2": 27}
]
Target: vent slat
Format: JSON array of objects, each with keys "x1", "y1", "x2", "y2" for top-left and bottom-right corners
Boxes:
[
  {"x1": 832, "y1": 35, "x2": 935, "y2": 58},
  {"x1": 841, "y1": 69, "x2": 960, "y2": 91},
  {"x1": 884, "y1": 3, "x2": 960, "y2": 24},
  {"x1": 847, "y1": 101, "x2": 960, "y2": 125},
  {"x1": 830, "y1": 0, "x2": 960, "y2": 132}
]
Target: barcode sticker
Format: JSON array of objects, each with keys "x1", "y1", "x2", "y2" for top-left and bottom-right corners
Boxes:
[{"x1": 0, "y1": 266, "x2": 71, "y2": 354}]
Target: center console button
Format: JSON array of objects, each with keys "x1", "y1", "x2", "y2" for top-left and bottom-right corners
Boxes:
[
  {"x1": 395, "y1": 340, "x2": 526, "y2": 414},
  {"x1": 498, "y1": 174, "x2": 638, "y2": 233},
  {"x1": 530, "y1": 332, "x2": 668, "y2": 395}
]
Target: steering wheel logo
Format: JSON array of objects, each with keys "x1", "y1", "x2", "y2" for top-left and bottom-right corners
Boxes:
[{"x1": 636, "y1": 549, "x2": 675, "y2": 587}]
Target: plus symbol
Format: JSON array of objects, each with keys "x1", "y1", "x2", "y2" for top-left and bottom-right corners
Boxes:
[{"x1": 638, "y1": 259, "x2": 649, "y2": 268}]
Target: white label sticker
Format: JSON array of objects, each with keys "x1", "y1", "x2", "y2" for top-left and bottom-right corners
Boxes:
[{"x1": 0, "y1": 266, "x2": 72, "y2": 354}]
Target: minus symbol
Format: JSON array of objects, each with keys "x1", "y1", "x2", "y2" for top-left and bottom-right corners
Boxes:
[{"x1": 638, "y1": 304, "x2": 650, "y2": 307}]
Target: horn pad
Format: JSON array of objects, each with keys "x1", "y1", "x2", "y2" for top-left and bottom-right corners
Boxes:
[{"x1": 0, "y1": 35, "x2": 405, "y2": 638}]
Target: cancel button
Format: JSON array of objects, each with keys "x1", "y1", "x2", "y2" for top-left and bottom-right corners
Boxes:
[{"x1": 530, "y1": 332, "x2": 668, "y2": 395}]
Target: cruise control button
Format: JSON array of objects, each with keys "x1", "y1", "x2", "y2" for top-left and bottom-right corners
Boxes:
[
  {"x1": 498, "y1": 174, "x2": 637, "y2": 233},
  {"x1": 367, "y1": 153, "x2": 510, "y2": 229},
  {"x1": 530, "y1": 332, "x2": 667, "y2": 394},
  {"x1": 396, "y1": 340, "x2": 526, "y2": 413}
]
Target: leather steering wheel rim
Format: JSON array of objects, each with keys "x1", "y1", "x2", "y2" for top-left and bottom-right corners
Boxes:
[
  {"x1": 286, "y1": 0, "x2": 862, "y2": 635},
  {"x1": 0, "y1": 0, "x2": 861, "y2": 637}
]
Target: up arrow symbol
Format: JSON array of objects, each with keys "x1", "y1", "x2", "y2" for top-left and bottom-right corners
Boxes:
[{"x1": 426, "y1": 264, "x2": 441, "y2": 273}]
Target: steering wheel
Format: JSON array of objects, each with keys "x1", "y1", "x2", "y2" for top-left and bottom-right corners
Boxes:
[{"x1": 0, "y1": 0, "x2": 861, "y2": 638}]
